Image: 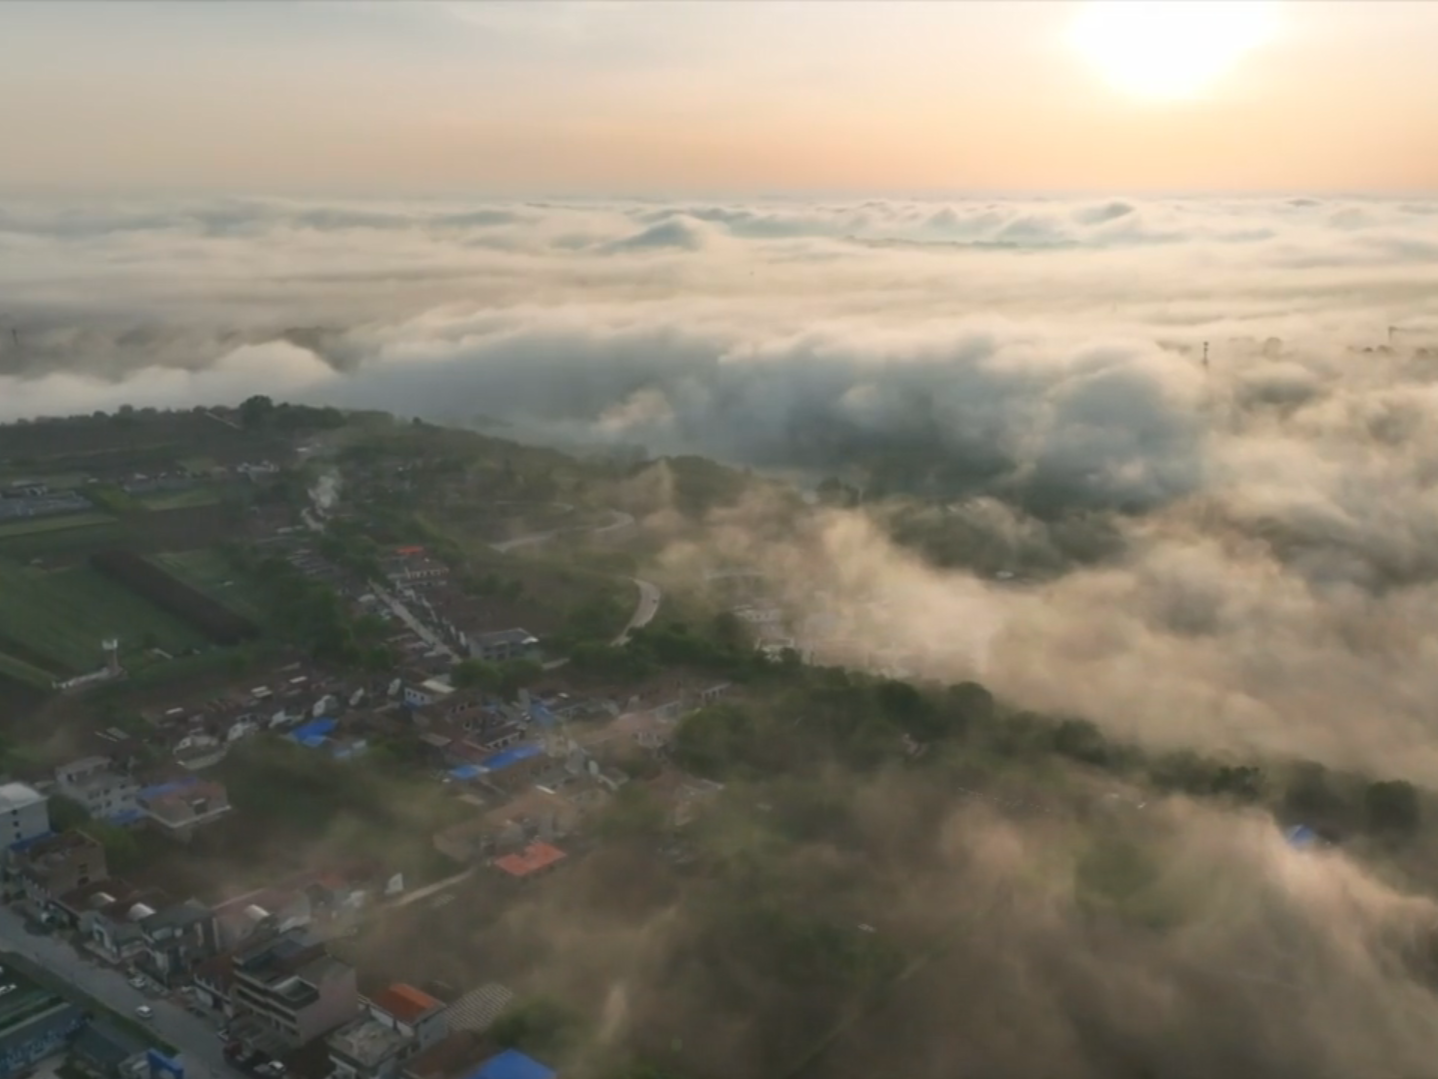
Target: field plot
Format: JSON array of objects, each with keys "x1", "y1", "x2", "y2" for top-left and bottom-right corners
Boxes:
[
  {"x1": 91, "y1": 550, "x2": 259, "y2": 645},
  {"x1": 138, "y1": 486, "x2": 225, "y2": 510},
  {"x1": 0, "y1": 512, "x2": 116, "y2": 538},
  {"x1": 154, "y1": 549, "x2": 267, "y2": 622},
  {"x1": 0, "y1": 556, "x2": 207, "y2": 674}
]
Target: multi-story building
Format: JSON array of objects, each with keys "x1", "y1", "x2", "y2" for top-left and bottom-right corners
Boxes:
[
  {"x1": 10, "y1": 831, "x2": 107, "y2": 909},
  {"x1": 327, "y1": 984, "x2": 447, "y2": 1079},
  {"x1": 467, "y1": 629, "x2": 539, "y2": 665},
  {"x1": 54, "y1": 758, "x2": 139, "y2": 822},
  {"x1": 231, "y1": 929, "x2": 358, "y2": 1048},
  {"x1": 138, "y1": 900, "x2": 220, "y2": 983},
  {"x1": 136, "y1": 777, "x2": 231, "y2": 839},
  {"x1": 0, "y1": 783, "x2": 49, "y2": 850}
]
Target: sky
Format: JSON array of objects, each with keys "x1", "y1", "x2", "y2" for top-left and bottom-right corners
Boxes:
[{"x1": 1, "y1": 0, "x2": 1436, "y2": 196}]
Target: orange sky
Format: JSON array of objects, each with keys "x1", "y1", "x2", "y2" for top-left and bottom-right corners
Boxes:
[{"x1": 0, "y1": 0, "x2": 1434, "y2": 194}]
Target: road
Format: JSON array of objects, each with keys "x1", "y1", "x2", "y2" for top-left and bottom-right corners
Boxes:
[
  {"x1": 613, "y1": 577, "x2": 662, "y2": 645},
  {"x1": 0, "y1": 905, "x2": 238, "y2": 1079},
  {"x1": 370, "y1": 582, "x2": 458, "y2": 661},
  {"x1": 489, "y1": 509, "x2": 635, "y2": 554}
]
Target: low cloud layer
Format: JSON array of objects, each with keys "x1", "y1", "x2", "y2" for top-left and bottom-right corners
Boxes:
[{"x1": 8, "y1": 194, "x2": 1438, "y2": 772}]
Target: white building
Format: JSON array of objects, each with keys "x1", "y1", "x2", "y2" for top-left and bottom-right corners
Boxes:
[
  {"x1": 0, "y1": 782, "x2": 50, "y2": 847},
  {"x1": 55, "y1": 757, "x2": 139, "y2": 821}
]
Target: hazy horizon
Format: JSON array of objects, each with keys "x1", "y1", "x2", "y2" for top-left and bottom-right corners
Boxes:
[{"x1": 2, "y1": 1, "x2": 1436, "y2": 196}]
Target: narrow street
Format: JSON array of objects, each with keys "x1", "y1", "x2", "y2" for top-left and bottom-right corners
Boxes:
[{"x1": 0, "y1": 905, "x2": 239, "y2": 1079}]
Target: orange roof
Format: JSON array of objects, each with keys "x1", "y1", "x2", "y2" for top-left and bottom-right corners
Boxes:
[
  {"x1": 371, "y1": 982, "x2": 442, "y2": 1023},
  {"x1": 494, "y1": 841, "x2": 566, "y2": 879},
  {"x1": 396, "y1": 545, "x2": 426, "y2": 556}
]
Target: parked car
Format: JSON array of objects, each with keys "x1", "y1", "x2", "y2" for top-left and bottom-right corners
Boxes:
[
  {"x1": 128, "y1": 976, "x2": 147, "y2": 990},
  {"x1": 135, "y1": 1005, "x2": 155, "y2": 1021}
]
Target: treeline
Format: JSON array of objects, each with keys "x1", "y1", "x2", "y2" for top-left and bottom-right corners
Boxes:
[
  {"x1": 90, "y1": 550, "x2": 259, "y2": 645},
  {"x1": 670, "y1": 664, "x2": 1425, "y2": 842}
]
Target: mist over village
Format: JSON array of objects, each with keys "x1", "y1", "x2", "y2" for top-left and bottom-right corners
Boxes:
[{"x1": 1, "y1": 3, "x2": 1437, "y2": 1079}]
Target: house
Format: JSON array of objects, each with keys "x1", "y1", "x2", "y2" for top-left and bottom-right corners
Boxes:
[
  {"x1": 0, "y1": 782, "x2": 49, "y2": 850},
  {"x1": 139, "y1": 900, "x2": 219, "y2": 983},
  {"x1": 467, "y1": 629, "x2": 539, "y2": 665},
  {"x1": 230, "y1": 928, "x2": 359, "y2": 1049},
  {"x1": 214, "y1": 889, "x2": 314, "y2": 951},
  {"x1": 492, "y1": 842, "x2": 566, "y2": 882},
  {"x1": 10, "y1": 830, "x2": 108, "y2": 910},
  {"x1": 68, "y1": 1020, "x2": 151, "y2": 1079},
  {"x1": 404, "y1": 680, "x2": 456, "y2": 709},
  {"x1": 327, "y1": 984, "x2": 447, "y2": 1079},
  {"x1": 468, "y1": 1050, "x2": 556, "y2": 1079},
  {"x1": 137, "y1": 777, "x2": 231, "y2": 838},
  {"x1": 401, "y1": 1032, "x2": 491, "y2": 1079},
  {"x1": 54, "y1": 758, "x2": 140, "y2": 821},
  {"x1": 55, "y1": 878, "x2": 168, "y2": 958},
  {"x1": 433, "y1": 789, "x2": 582, "y2": 864}
]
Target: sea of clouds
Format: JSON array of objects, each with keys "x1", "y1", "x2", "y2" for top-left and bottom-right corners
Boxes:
[{"x1": 7, "y1": 194, "x2": 1438, "y2": 774}]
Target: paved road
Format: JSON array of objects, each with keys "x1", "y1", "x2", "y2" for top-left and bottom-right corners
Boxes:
[
  {"x1": 0, "y1": 905, "x2": 238, "y2": 1079},
  {"x1": 612, "y1": 578, "x2": 662, "y2": 646},
  {"x1": 370, "y1": 583, "x2": 459, "y2": 661},
  {"x1": 489, "y1": 508, "x2": 635, "y2": 554}
]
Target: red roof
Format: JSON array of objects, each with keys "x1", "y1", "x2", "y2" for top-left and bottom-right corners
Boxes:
[
  {"x1": 371, "y1": 982, "x2": 442, "y2": 1023},
  {"x1": 396, "y1": 546, "x2": 426, "y2": 556},
  {"x1": 494, "y1": 842, "x2": 566, "y2": 879}
]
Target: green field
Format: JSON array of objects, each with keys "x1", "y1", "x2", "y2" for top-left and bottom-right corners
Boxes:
[
  {"x1": 0, "y1": 511, "x2": 116, "y2": 538},
  {"x1": 139, "y1": 485, "x2": 224, "y2": 510},
  {"x1": 0, "y1": 556, "x2": 207, "y2": 675},
  {"x1": 154, "y1": 549, "x2": 267, "y2": 621}
]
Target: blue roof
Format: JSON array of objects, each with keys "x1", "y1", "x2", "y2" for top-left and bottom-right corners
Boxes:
[
  {"x1": 529, "y1": 702, "x2": 557, "y2": 728},
  {"x1": 1285, "y1": 824, "x2": 1318, "y2": 849},
  {"x1": 106, "y1": 808, "x2": 146, "y2": 826},
  {"x1": 471, "y1": 1050, "x2": 555, "y2": 1079},
  {"x1": 481, "y1": 744, "x2": 543, "y2": 772},
  {"x1": 8, "y1": 829, "x2": 56, "y2": 852},
  {"x1": 449, "y1": 764, "x2": 482, "y2": 781},
  {"x1": 291, "y1": 718, "x2": 338, "y2": 744},
  {"x1": 138, "y1": 775, "x2": 199, "y2": 801}
]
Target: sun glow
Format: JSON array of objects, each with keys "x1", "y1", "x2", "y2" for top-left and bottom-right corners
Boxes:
[{"x1": 1070, "y1": 1, "x2": 1278, "y2": 102}]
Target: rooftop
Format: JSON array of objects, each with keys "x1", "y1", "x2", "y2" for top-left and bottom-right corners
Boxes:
[
  {"x1": 0, "y1": 782, "x2": 45, "y2": 813},
  {"x1": 329, "y1": 1017, "x2": 410, "y2": 1068},
  {"x1": 371, "y1": 983, "x2": 443, "y2": 1025},
  {"x1": 469, "y1": 1050, "x2": 555, "y2": 1079},
  {"x1": 493, "y1": 842, "x2": 566, "y2": 879}
]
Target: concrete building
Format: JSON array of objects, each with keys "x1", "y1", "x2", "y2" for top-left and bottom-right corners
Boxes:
[
  {"x1": 11, "y1": 830, "x2": 108, "y2": 909},
  {"x1": 68, "y1": 1020, "x2": 151, "y2": 1079},
  {"x1": 137, "y1": 777, "x2": 231, "y2": 839},
  {"x1": 139, "y1": 900, "x2": 220, "y2": 983},
  {"x1": 0, "y1": 964, "x2": 85, "y2": 1079},
  {"x1": 467, "y1": 629, "x2": 539, "y2": 664},
  {"x1": 0, "y1": 783, "x2": 49, "y2": 849},
  {"x1": 231, "y1": 929, "x2": 359, "y2": 1048},
  {"x1": 327, "y1": 985, "x2": 446, "y2": 1079},
  {"x1": 55, "y1": 757, "x2": 139, "y2": 821}
]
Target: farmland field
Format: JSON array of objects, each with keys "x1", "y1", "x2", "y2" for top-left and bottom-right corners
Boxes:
[
  {"x1": 0, "y1": 556, "x2": 207, "y2": 674},
  {"x1": 138, "y1": 485, "x2": 225, "y2": 510},
  {"x1": 0, "y1": 512, "x2": 116, "y2": 537},
  {"x1": 153, "y1": 549, "x2": 267, "y2": 621}
]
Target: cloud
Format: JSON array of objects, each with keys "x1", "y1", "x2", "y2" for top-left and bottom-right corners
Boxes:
[{"x1": 6, "y1": 193, "x2": 1438, "y2": 773}]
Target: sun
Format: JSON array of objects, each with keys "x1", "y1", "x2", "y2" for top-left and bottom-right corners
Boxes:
[{"x1": 1070, "y1": 0, "x2": 1277, "y2": 102}]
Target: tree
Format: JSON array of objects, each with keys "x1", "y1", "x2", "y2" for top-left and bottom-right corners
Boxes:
[
  {"x1": 48, "y1": 795, "x2": 90, "y2": 832},
  {"x1": 489, "y1": 997, "x2": 582, "y2": 1059},
  {"x1": 238, "y1": 394, "x2": 275, "y2": 429},
  {"x1": 1365, "y1": 779, "x2": 1420, "y2": 835},
  {"x1": 451, "y1": 659, "x2": 502, "y2": 692},
  {"x1": 947, "y1": 681, "x2": 995, "y2": 730},
  {"x1": 1052, "y1": 718, "x2": 1111, "y2": 767},
  {"x1": 1283, "y1": 762, "x2": 1348, "y2": 824}
]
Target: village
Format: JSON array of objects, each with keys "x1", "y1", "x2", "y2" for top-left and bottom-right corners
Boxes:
[{"x1": 0, "y1": 412, "x2": 794, "y2": 1079}]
